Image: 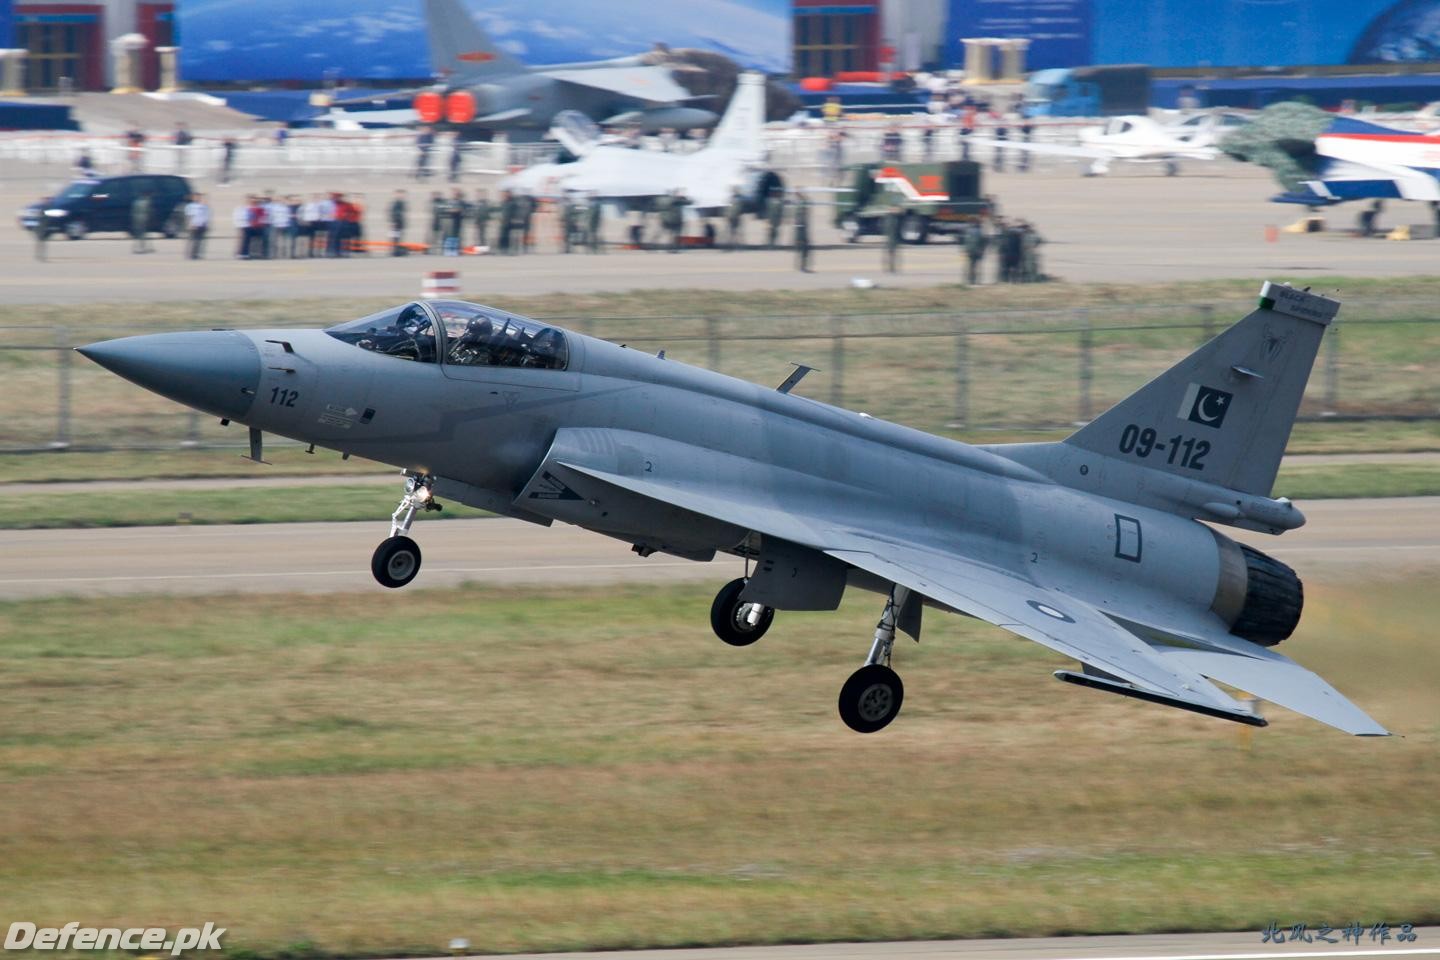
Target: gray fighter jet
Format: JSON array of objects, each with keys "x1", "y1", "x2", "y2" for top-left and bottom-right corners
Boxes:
[
  {"x1": 329, "y1": 0, "x2": 717, "y2": 135},
  {"x1": 78, "y1": 284, "x2": 1388, "y2": 736}
]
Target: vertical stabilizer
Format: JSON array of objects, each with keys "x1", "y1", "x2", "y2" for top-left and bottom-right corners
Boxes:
[
  {"x1": 424, "y1": 0, "x2": 525, "y2": 80},
  {"x1": 707, "y1": 72, "x2": 766, "y2": 155},
  {"x1": 1063, "y1": 283, "x2": 1339, "y2": 497}
]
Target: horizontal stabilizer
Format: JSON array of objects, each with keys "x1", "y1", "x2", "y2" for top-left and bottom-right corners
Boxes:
[
  {"x1": 1055, "y1": 670, "x2": 1266, "y2": 727},
  {"x1": 1151, "y1": 646, "x2": 1389, "y2": 736}
]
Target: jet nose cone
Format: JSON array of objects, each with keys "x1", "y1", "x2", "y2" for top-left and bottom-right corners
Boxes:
[{"x1": 78, "y1": 330, "x2": 262, "y2": 420}]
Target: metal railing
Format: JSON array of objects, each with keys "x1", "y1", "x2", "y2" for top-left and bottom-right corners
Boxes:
[
  {"x1": 4, "y1": 299, "x2": 1437, "y2": 453},
  {"x1": 0, "y1": 120, "x2": 1091, "y2": 183}
]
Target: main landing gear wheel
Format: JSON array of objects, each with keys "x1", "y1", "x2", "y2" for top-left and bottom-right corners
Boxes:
[
  {"x1": 710, "y1": 577, "x2": 775, "y2": 646},
  {"x1": 838, "y1": 664, "x2": 904, "y2": 733},
  {"x1": 372, "y1": 535, "x2": 422, "y2": 588},
  {"x1": 838, "y1": 583, "x2": 912, "y2": 732}
]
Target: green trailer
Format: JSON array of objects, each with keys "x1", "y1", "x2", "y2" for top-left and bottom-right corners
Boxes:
[{"x1": 834, "y1": 160, "x2": 991, "y2": 244}]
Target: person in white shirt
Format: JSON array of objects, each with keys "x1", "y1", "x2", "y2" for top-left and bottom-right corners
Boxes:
[
  {"x1": 266, "y1": 196, "x2": 292, "y2": 259},
  {"x1": 184, "y1": 193, "x2": 210, "y2": 260},
  {"x1": 299, "y1": 195, "x2": 322, "y2": 257},
  {"x1": 231, "y1": 200, "x2": 251, "y2": 259}
]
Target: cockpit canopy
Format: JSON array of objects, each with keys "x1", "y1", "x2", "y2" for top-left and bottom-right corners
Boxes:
[{"x1": 326, "y1": 300, "x2": 569, "y2": 370}]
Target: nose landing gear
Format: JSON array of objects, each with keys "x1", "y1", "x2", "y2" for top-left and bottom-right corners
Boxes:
[
  {"x1": 838, "y1": 585, "x2": 909, "y2": 733},
  {"x1": 371, "y1": 474, "x2": 442, "y2": 589}
]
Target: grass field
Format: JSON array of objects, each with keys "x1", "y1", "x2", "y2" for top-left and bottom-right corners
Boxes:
[
  {"x1": 1, "y1": 575, "x2": 1435, "y2": 955},
  {"x1": 4, "y1": 276, "x2": 1440, "y2": 451}
]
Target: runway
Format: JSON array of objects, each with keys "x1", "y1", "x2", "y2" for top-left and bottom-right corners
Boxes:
[
  {"x1": 3, "y1": 497, "x2": 1437, "y2": 599},
  {"x1": 465, "y1": 929, "x2": 1440, "y2": 960}
]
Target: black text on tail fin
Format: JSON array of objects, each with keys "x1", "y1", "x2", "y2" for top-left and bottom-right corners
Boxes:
[{"x1": 1065, "y1": 282, "x2": 1339, "y2": 497}]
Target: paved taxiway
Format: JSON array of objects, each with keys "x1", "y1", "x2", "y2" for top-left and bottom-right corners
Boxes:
[
  {"x1": 4, "y1": 159, "x2": 1440, "y2": 303},
  {"x1": 458, "y1": 928, "x2": 1440, "y2": 960},
  {"x1": 3, "y1": 497, "x2": 1436, "y2": 599}
]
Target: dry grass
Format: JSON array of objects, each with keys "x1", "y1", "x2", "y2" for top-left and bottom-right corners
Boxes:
[{"x1": 0, "y1": 571, "x2": 1435, "y2": 955}]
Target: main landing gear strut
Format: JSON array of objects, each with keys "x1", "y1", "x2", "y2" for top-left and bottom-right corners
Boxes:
[
  {"x1": 837, "y1": 585, "x2": 909, "y2": 733},
  {"x1": 710, "y1": 572, "x2": 910, "y2": 733},
  {"x1": 372, "y1": 473, "x2": 441, "y2": 588}
]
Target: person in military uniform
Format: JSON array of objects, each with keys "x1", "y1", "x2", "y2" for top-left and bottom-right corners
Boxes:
[
  {"x1": 445, "y1": 188, "x2": 468, "y2": 255},
  {"x1": 471, "y1": 190, "x2": 491, "y2": 250},
  {"x1": 388, "y1": 188, "x2": 407, "y2": 256},
  {"x1": 428, "y1": 190, "x2": 444, "y2": 254},
  {"x1": 560, "y1": 194, "x2": 578, "y2": 253},
  {"x1": 517, "y1": 192, "x2": 536, "y2": 253},
  {"x1": 1019, "y1": 220, "x2": 1044, "y2": 282},
  {"x1": 963, "y1": 219, "x2": 988, "y2": 285},
  {"x1": 659, "y1": 189, "x2": 688, "y2": 253},
  {"x1": 724, "y1": 188, "x2": 745, "y2": 251},
  {"x1": 130, "y1": 188, "x2": 153, "y2": 254},
  {"x1": 586, "y1": 193, "x2": 603, "y2": 253},
  {"x1": 496, "y1": 190, "x2": 515, "y2": 255},
  {"x1": 512, "y1": 192, "x2": 533, "y2": 255},
  {"x1": 765, "y1": 190, "x2": 784, "y2": 249},
  {"x1": 792, "y1": 190, "x2": 812, "y2": 273},
  {"x1": 882, "y1": 204, "x2": 901, "y2": 274}
]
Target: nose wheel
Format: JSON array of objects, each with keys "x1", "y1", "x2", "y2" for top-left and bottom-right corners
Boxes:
[
  {"x1": 372, "y1": 535, "x2": 422, "y2": 588},
  {"x1": 710, "y1": 577, "x2": 775, "y2": 646},
  {"x1": 372, "y1": 473, "x2": 441, "y2": 589},
  {"x1": 838, "y1": 585, "x2": 911, "y2": 733}
]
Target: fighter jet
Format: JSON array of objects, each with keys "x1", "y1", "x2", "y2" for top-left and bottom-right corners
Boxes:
[
  {"x1": 1223, "y1": 105, "x2": 1440, "y2": 206},
  {"x1": 326, "y1": 0, "x2": 717, "y2": 136},
  {"x1": 979, "y1": 113, "x2": 1247, "y2": 176},
  {"x1": 77, "y1": 284, "x2": 1387, "y2": 736},
  {"x1": 501, "y1": 71, "x2": 780, "y2": 215}
]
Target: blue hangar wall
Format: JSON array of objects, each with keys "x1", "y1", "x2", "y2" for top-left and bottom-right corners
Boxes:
[
  {"x1": 178, "y1": 0, "x2": 791, "y2": 84},
  {"x1": 946, "y1": 0, "x2": 1440, "y2": 70}
]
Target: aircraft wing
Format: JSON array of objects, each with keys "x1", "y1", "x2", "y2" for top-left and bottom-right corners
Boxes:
[
  {"x1": 543, "y1": 65, "x2": 694, "y2": 105},
  {"x1": 538, "y1": 435, "x2": 1383, "y2": 735},
  {"x1": 827, "y1": 540, "x2": 1387, "y2": 735},
  {"x1": 970, "y1": 137, "x2": 1217, "y2": 162}
]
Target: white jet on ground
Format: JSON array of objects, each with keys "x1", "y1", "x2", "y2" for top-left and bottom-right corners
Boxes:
[
  {"x1": 500, "y1": 71, "x2": 778, "y2": 215},
  {"x1": 981, "y1": 112, "x2": 1249, "y2": 176}
]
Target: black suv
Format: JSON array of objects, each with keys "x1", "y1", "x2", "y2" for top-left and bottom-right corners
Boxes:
[{"x1": 20, "y1": 174, "x2": 192, "y2": 240}]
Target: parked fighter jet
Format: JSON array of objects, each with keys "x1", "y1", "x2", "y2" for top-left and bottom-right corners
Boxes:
[
  {"x1": 78, "y1": 284, "x2": 1387, "y2": 736},
  {"x1": 980, "y1": 112, "x2": 1247, "y2": 176},
  {"x1": 328, "y1": 0, "x2": 717, "y2": 136},
  {"x1": 501, "y1": 71, "x2": 780, "y2": 215},
  {"x1": 1224, "y1": 108, "x2": 1440, "y2": 205}
]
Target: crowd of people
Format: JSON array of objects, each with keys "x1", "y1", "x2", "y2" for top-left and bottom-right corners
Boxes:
[{"x1": 219, "y1": 192, "x2": 370, "y2": 259}]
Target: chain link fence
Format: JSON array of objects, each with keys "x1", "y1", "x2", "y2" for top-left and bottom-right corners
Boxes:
[{"x1": 4, "y1": 298, "x2": 1438, "y2": 453}]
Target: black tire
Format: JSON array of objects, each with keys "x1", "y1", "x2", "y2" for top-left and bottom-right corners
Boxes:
[
  {"x1": 64, "y1": 220, "x2": 86, "y2": 240},
  {"x1": 371, "y1": 535, "x2": 422, "y2": 588},
  {"x1": 709, "y1": 577, "x2": 774, "y2": 646},
  {"x1": 901, "y1": 213, "x2": 928, "y2": 244},
  {"x1": 161, "y1": 211, "x2": 183, "y2": 239},
  {"x1": 838, "y1": 664, "x2": 904, "y2": 733}
]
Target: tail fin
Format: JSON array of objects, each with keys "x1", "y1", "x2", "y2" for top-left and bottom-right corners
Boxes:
[
  {"x1": 424, "y1": 0, "x2": 524, "y2": 81},
  {"x1": 707, "y1": 72, "x2": 765, "y2": 155},
  {"x1": 1065, "y1": 282, "x2": 1338, "y2": 497}
]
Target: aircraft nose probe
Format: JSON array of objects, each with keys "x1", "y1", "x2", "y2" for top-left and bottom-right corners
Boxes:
[{"x1": 76, "y1": 331, "x2": 264, "y2": 422}]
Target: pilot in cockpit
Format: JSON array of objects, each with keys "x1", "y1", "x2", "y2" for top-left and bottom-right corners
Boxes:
[{"x1": 448, "y1": 316, "x2": 495, "y2": 365}]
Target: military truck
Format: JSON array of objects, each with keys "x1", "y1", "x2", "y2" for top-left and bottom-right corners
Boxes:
[{"x1": 835, "y1": 160, "x2": 991, "y2": 244}]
